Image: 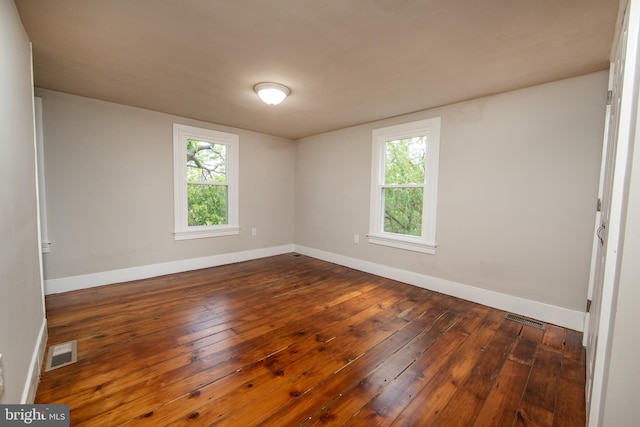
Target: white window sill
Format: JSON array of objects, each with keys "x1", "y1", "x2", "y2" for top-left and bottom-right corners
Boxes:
[
  {"x1": 174, "y1": 226, "x2": 240, "y2": 241},
  {"x1": 368, "y1": 233, "x2": 436, "y2": 254}
]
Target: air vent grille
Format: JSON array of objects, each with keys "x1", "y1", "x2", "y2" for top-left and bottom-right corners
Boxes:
[
  {"x1": 45, "y1": 340, "x2": 77, "y2": 371},
  {"x1": 505, "y1": 313, "x2": 546, "y2": 330}
]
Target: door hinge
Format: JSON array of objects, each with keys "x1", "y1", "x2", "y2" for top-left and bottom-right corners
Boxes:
[
  {"x1": 586, "y1": 299, "x2": 592, "y2": 313},
  {"x1": 597, "y1": 198, "x2": 602, "y2": 212},
  {"x1": 607, "y1": 90, "x2": 613, "y2": 105}
]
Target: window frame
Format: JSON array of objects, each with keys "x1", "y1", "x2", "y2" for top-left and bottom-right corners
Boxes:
[
  {"x1": 173, "y1": 123, "x2": 239, "y2": 240},
  {"x1": 368, "y1": 117, "x2": 441, "y2": 254}
]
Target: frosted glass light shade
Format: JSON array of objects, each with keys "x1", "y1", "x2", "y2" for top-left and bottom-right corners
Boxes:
[{"x1": 254, "y1": 82, "x2": 290, "y2": 105}]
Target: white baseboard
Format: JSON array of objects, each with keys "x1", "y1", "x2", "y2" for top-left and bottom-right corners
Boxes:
[
  {"x1": 44, "y1": 244, "x2": 295, "y2": 294},
  {"x1": 43, "y1": 243, "x2": 584, "y2": 331},
  {"x1": 21, "y1": 318, "x2": 48, "y2": 404},
  {"x1": 294, "y1": 245, "x2": 585, "y2": 331}
]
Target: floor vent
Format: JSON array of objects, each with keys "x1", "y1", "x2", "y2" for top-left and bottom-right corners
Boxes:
[
  {"x1": 288, "y1": 253, "x2": 304, "y2": 258},
  {"x1": 45, "y1": 340, "x2": 77, "y2": 371},
  {"x1": 505, "y1": 313, "x2": 546, "y2": 330}
]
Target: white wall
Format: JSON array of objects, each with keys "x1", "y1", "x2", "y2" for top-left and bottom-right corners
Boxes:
[
  {"x1": 295, "y1": 72, "x2": 607, "y2": 313},
  {"x1": 0, "y1": 0, "x2": 46, "y2": 403},
  {"x1": 37, "y1": 89, "x2": 296, "y2": 282}
]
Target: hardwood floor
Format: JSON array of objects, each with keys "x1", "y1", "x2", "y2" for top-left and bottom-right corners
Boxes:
[{"x1": 36, "y1": 254, "x2": 586, "y2": 426}]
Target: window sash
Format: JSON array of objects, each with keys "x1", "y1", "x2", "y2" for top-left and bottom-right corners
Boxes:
[
  {"x1": 383, "y1": 136, "x2": 426, "y2": 185},
  {"x1": 187, "y1": 140, "x2": 227, "y2": 184},
  {"x1": 380, "y1": 184, "x2": 424, "y2": 189},
  {"x1": 186, "y1": 183, "x2": 229, "y2": 227},
  {"x1": 381, "y1": 186, "x2": 424, "y2": 236},
  {"x1": 369, "y1": 117, "x2": 440, "y2": 254},
  {"x1": 173, "y1": 124, "x2": 239, "y2": 240}
]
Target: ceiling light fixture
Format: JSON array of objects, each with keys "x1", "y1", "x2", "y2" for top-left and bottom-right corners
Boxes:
[{"x1": 254, "y1": 82, "x2": 290, "y2": 105}]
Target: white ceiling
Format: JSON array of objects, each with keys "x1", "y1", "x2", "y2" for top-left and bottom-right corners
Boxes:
[{"x1": 15, "y1": 0, "x2": 619, "y2": 140}]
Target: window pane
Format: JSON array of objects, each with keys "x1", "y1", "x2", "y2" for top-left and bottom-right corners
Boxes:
[
  {"x1": 384, "y1": 137, "x2": 426, "y2": 185},
  {"x1": 383, "y1": 187, "x2": 423, "y2": 236},
  {"x1": 186, "y1": 139, "x2": 227, "y2": 183},
  {"x1": 187, "y1": 184, "x2": 228, "y2": 226}
]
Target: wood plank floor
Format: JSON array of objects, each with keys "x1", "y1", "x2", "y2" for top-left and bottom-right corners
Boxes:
[{"x1": 36, "y1": 254, "x2": 586, "y2": 426}]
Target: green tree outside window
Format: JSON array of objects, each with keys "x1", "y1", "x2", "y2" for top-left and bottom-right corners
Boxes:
[
  {"x1": 186, "y1": 139, "x2": 228, "y2": 226},
  {"x1": 382, "y1": 137, "x2": 426, "y2": 236}
]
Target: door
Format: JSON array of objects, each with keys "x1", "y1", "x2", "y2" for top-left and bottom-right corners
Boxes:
[
  {"x1": 585, "y1": 51, "x2": 622, "y2": 418},
  {"x1": 585, "y1": 0, "x2": 640, "y2": 424}
]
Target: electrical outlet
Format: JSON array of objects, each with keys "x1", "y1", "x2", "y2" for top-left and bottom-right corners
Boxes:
[
  {"x1": 0, "y1": 353, "x2": 4, "y2": 397},
  {"x1": 353, "y1": 234, "x2": 359, "y2": 244},
  {"x1": 251, "y1": 228, "x2": 257, "y2": 236}
]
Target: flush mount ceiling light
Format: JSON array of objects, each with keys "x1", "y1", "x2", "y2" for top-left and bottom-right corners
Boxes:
[{"x1": 254, "y1": 82, "x2": 290, "y2": 105}]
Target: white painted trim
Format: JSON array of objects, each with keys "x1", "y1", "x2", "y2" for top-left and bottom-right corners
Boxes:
[
  {"x1": 173, "y1": 123, "x2": 240, "y2": 240},
  {"x1": 44, "y1": 244, "x2": 294, "y2": 294},
  {"x1": 294, "y1": 245, "x2": 585, "y2": 331},
  {"x1": 367, "y1": 233, "x2": 436, "y2": 254},
  {"x1": 21, "y1": 318, "x2": 47, "y2": 404},
  {"x1": 369, "y1": 117, "x2": 441, "y2": 254},
  {"x1": 34, "y1": 96, "x2": 51, "y2": 255},
  {"x1": 174, "y1": 226, "x2": 240, "y2": 240}
]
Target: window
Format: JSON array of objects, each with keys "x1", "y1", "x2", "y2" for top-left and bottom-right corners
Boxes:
[
  {"x1": 369, "y1": 117, "x2": 441, "y2": 254},
  {"x1": 173, "y1": 124, "x2": 239, "y2": 240}
]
